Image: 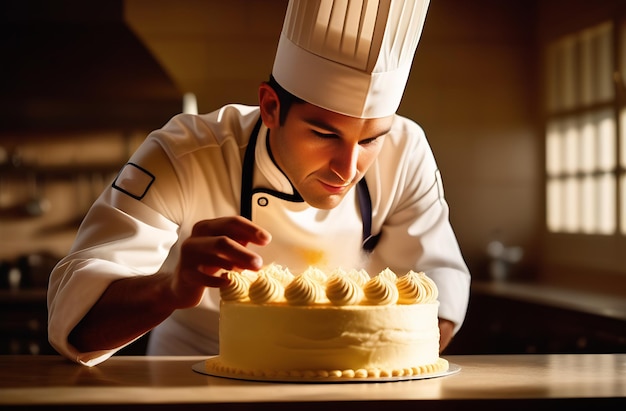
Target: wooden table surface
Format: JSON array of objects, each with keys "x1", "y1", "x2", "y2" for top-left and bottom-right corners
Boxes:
[{"x1": 0, "y1": 354, "x2": 624, "y2": 410}]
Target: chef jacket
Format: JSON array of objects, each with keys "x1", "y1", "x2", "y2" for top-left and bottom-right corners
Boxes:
[{"x1": 47, "y1": 104, "x2": 470, "y2": 366}]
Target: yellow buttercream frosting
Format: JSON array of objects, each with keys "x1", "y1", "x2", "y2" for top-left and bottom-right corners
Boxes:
[{"x1": 216, "y1": 264, "x2": 444, "y2": 380}]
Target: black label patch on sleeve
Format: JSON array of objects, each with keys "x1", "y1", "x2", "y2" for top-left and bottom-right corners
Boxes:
[{"x1": 113, "y1": 163, "x2": 155, "y2": 200}]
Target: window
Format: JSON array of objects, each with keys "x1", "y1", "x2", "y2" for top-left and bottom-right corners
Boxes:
[{"x1": 545, "y1": 22, "x2": 618, "y2": 235}]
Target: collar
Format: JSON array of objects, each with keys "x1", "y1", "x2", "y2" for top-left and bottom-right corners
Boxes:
[{"x1": 254, "y1": 124, "x2": 295, "y2": 195}]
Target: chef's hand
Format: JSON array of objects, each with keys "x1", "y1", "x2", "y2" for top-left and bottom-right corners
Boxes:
[
  {"x1": 438, "y1": 318, "x2": 455, "y2": 353},
  {"x1": 173, "y1": 216, "x2": 271, "y2": 308}
]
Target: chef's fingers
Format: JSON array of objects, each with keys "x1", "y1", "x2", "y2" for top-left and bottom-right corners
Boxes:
[
  {"x1": 191, "y1": 216, "x2": 271, "y2": 246},
  {"x1": 179, "y1": 234, "x2": 264, "y2": 279},
  {"x1": 179, "y1": 266, "x2": 231, "y2": 289}
]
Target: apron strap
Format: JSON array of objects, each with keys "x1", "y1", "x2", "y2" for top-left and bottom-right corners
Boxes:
[
  {"x1": 240, "y1": 117, "x2": 263, "y2": 220},
  {"x1": 357, "y1": 178, "x2": 380, "y2": 253},
  {"x1": 240, "y1": 116, "x2": 379, "y2": 252}
]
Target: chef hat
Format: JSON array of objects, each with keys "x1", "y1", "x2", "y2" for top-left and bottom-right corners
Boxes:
[{"x1": 272, "y1": 0, "x2": 430, "y2": 119}]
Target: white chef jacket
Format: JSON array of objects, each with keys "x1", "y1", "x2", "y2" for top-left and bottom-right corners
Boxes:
[{"x1": 47, "y1": 104, "x2": 470, "y2": 366}]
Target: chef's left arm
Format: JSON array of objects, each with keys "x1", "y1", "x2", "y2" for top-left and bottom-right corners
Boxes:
[
  {"x1": 367, "y1": 119, "x2": 471, "y2": 352},
  {"x1": 438, "y1": 319, "x2": 455, "y2": 352}
]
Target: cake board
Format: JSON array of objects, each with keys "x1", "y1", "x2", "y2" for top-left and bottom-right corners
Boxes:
[{"x1": 192, "y1": 356, "x2": 460, "y2": 383}]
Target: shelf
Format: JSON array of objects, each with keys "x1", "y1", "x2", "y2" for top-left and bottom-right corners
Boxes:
[{"x1": 0, "y1": 163, "x2": 121, "y2": 179}]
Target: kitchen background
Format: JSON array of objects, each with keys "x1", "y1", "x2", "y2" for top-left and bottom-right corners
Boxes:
[{"x1": 1, "y1": 0, "x2": 624, "y2": 355}]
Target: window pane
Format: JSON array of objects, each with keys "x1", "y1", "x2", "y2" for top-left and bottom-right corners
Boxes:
[
  {"x1": 563, "y1": 177, "x2": 580, "y2": 232},
  {"x1": 547, "y1": 179, "x2": 562, "y2": 232},
  {"x1": 546, "y1": 121, "x2": 562, "y2": 175},
  {"x1": 620, "y1": 108, "x2": 626, "y2": 168},
  {"x1": 580, "y1": 114, "x2": 595, "y2": 173},
  {"x1": 596, "y1": 109, "x2": 616, "y2": 171},
  {"x1": 594, "y1": 22, "x2": 614, "y2": 102},
  {"x1": 597, "y1": 173, "x2": 616, "y2": 234},
  {"x1": 580, "y1": 176, "x2": 595, "y2": 233},
  {"x1": 622, "y1": 21, "x2": 626, "y2": 92},
  {"x1": 570, "y1": 174, "x2": 617, "y2": 235},
  {"x1": 580, "y1": 23, "x2": 614, "y2": 104},
  {"x1": 546, "y1": 42, "x2": 560, "y2": 112},
  {"x1": 621, "y1": 176, "x2": 626, "y2": 234},
  {"x1": 560, "y1": 36, "x2": 578, "y2": 110},
  {"x1": 563, "y1": 117, "x2": 579, "y2": 174},
  {"x1": 580, "y1": 29, "x2": 594, "y2": 105}
]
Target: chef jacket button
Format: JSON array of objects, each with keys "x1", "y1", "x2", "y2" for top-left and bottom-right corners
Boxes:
[{"x1": 257, "y1": 197, "x2": 269, "y2": 207}]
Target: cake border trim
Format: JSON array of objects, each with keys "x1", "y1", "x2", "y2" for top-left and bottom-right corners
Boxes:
[{"x1": 194, "y1": 357, "x2": 458, "y2": 383}]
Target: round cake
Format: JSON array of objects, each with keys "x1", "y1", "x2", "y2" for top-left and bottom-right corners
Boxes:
[{"x1": 207, "y1": 264, "x2": 448, "y2": 380}]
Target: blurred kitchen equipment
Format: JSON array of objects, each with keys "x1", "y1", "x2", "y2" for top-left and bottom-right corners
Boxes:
[
  {"x1": 23, "y1": 173, "x2": 50, "y2": 217},
  {"x1": 0, "y1": 150, "x2": 50, "y2": 219},
  {"x1": 15, "y1": 252, "x2": 59, "y2": 289},
  {"x1": 487, "y1": 239, "x2": 523, "y2": 282}
]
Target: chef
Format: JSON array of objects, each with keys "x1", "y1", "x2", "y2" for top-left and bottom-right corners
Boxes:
[{"x1": 48, "y1": 0, "x2": 470, "y2": 366}]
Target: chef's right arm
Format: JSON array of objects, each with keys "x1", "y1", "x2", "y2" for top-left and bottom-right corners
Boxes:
[{"x1": 47, "y1": 137, "x2": 270, "y2": 366}]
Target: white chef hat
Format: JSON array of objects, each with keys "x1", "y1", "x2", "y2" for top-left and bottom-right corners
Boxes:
[{"x1": 272, "y1": 0, "x2": 430, "y2": 119}]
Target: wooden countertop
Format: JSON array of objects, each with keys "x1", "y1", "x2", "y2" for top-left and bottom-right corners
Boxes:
[{"x1": 0, "y1": 354, "x2": 624, "y2": 410}]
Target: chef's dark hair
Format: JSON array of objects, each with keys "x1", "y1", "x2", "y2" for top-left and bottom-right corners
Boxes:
[{"x1": 267, "y1": 75, "x2": 304, "y2": 125}]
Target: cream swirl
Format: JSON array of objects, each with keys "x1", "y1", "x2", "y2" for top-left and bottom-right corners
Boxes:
[
  {"x1": 363, "y1": 275, "x2": 399, "y2": 305},
  {"x1": 325, "y1": 273, "x2": 363, "y2": 306},
  {"x1": 263, "y1": 264, "x2": 294, "y2": 287},
  {"x1": 220, "y1": 271, "x2": 252, "y2": 302},
  {"x1": 302, "y1": 266, "x2": 328, "y2": 285},
  {"x1": 344, "y1": 268, "x2": 370, "y2": 287},
  {"x1": 378, "y1": 267, "x2": 398, "y2": 283},
  {"x1": 417, "y1": 271, "x2": 438, "y2": 302},
  {"x1": 396, "y1": 271, "x2": 426, "y2": 304},
  {"x1": 329, "y1": 267, "x2": 347, "y2": 278},
  {"x1": 397, "y1": 271, "x2": 438, "y2": 304},
  {"x1": 239, "y1": 269, "x2": 259, "y2": 282},
  {"x1": 284, "y1": 272, "x2": 325, "y2": 305},
  {"x1": 248, "y1": 273, "x2": 284, "y2": 304}
]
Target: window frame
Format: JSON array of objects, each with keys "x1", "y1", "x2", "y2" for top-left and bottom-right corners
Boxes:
[{"x1": 542, "y1": 9, "x2": 626, "y2": 276}]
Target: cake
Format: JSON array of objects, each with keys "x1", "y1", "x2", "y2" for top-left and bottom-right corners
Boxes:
[{"x1": 207, "y1": 264, "x2": 448, "y2": 380}]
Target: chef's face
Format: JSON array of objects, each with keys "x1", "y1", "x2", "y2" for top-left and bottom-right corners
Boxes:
[{"x1": 259, "y1": 83, "x2": 393, "y2": 210}]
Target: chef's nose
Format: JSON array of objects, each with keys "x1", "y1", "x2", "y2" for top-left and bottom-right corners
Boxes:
[{"x1": 330, "y1": 144, "x2": 359, "y2": 183}]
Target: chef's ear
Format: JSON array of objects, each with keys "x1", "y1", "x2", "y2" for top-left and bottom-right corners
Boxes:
[{"x1": 258, "y1": 82, "x2": 281, "y2": 128}]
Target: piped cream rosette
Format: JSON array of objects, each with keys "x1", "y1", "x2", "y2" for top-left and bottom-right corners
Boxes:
[{"x1": 220, "y1": 263, "x2": 438, "y2": 306}]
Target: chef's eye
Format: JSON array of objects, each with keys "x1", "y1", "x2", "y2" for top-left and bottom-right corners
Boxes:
[
  {"x1": 360, "y1": 136, "x2": 381, "y2": 146},
  {"x1": 312, "y1": 130, "x2": 337, "y2": 139}
]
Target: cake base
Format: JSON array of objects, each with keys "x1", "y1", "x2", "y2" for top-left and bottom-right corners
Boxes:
[{"x1": 193, "y1": 357, "x2": 459, "y2": 383}]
